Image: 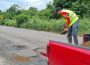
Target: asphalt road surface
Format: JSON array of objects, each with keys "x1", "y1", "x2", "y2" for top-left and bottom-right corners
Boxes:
[{"x1": 0, "y1": 26, "x2": 83, "y2": 65}]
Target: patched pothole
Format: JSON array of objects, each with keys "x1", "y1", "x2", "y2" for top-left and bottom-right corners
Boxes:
[{"x1": 13, "y1": 55, "x2": 32, "y2": 62}]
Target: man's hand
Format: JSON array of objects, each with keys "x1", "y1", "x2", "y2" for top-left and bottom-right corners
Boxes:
[
  {"x1": 60, "y1": 28, "x2": 68, "y2": 35},
  {"x1": 64, "y1": 28, "x2": 68, "y2": 31}
]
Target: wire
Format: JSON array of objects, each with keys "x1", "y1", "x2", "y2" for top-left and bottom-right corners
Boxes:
[{"x1": 30, "y1": 0, "x2": 45, "y2": 6}]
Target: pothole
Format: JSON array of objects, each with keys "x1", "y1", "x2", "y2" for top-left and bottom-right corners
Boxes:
[
  {"x1": 11, "y1": 45, "x2": 29, "y2": 50},
  {"x1": 14, "y1": 56, "x2": 32, "y2": 62}
]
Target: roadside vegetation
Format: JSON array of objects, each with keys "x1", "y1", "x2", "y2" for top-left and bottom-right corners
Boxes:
[{"x1": 0, "y1": 0, "x2": 90, "y2": 35}]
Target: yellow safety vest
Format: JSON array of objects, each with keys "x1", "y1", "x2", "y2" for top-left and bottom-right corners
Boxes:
[{"x1": 61, "y1": 10, "x2": 79, "y2": 27}]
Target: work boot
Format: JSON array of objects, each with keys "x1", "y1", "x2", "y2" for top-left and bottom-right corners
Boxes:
[
  {"x1": 67, "y1": 35, "x2": 72, "y2": 44},
  {"x1": 73, "y1": 35, "x2": 78, "y2": 45}
]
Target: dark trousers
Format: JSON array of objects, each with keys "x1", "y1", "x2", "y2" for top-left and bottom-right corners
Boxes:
[{"x1": 67, "y1": 20, "x2": 79, "y2": 45}]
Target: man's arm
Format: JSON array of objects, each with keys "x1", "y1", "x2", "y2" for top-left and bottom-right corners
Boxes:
[
  {"x1": 65, "y1": 15, "x2": 70, "y2": 28},
  {"x1": 60, "y1": 15, "x2": 70, "y2": 34},
  {"x1": 63, "y1": 15, "x2": 70, "y2": 31}
]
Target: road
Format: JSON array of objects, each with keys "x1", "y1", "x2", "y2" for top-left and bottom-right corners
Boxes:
[{"x1": 0, "y1": 26, "x2": 83, "y2": 65}]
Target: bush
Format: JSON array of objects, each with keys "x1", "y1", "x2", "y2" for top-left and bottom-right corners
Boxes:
[
  {"x1": 16, "y1": 14, "x2": 29, "y2": 27},
  {"x1": 21, "y1": 18, "x2": 65, "y2": 32},
  {"x1": 4, "y1": 19, "x2": 16, "y2": 27},
  {"x1": 0, "y1": 19, "x2": 6, "y2": 25},
  {"x1": 78, "y1": 18, "x2": 90, "y2": 35}
]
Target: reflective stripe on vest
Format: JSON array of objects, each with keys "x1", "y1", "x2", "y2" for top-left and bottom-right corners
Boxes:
[
  {"x1": 69, "y1": 16, "x2": 79, "y2": 26},
  {"x1": 69, "y1": 12, "x2": 79, "y2": 26}
]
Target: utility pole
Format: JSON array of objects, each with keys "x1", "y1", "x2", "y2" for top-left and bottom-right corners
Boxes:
[{"x1": 51, "y1": 0, "x2": 54, "y2": 6}]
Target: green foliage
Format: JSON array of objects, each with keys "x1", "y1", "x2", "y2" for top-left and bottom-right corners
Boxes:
[
  {"x1": 54, "y1": 0, "x2": 74, "y2": 8},
  {"x1": 37, "y1": 9, "x2": 54, "y2": 19},
  {"x1": 4, "y1": 13, "x2": 13, "y2": 19},
  {"x1": 0, "y1": 10, "x2": 1, "y2": 13},
  {"x1": 7, "y1": 4, "x2": 19, "y2": 15},
  {"x1": 78, "y1": 18, "x2": 90, "y2": 35},
  {"x1": 16, "y1": 14, "x2": 29, "y2": 27},
  {"x1": 6, "y1": 4, "x2": 21, "y2": 19},
  {"x1": 53, "y1": 0, "x2": 90, "y2": 17},
  {"x1": 21, "y1": 18, "x2": 64, "y2": 32},
  {"x1": 19, "y1": 7, "x2": 37, "y2": 20},
  {"x1": 0, "y1": 19, "x2": 6, "y2": 25},
  {"x1": 29, "y1": 7, "x2": 37, "y2": 12},
  {"x1": 4, "y1": 19, "x2": 16, "y2": 27}
]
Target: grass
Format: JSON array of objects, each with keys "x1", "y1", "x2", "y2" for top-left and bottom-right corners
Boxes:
[
  {"x1": 4, "y1": 19, "x2": 16, "y2": 27},
  {"x1": 21, "y1": 18, "x2": 65, "y2": 32}
]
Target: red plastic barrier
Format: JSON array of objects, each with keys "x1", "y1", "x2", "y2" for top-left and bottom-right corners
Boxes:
[{"x1": 48, "y1": 41, "x2": 90, "y2": 65}]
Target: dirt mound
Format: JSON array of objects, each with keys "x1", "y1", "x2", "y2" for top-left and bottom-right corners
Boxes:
[{"x1": 81, "y1": 41, "x2": 90, "y2": 47}]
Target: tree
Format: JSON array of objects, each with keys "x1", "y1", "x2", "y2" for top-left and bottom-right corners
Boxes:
[
  {"x1": 29, "y1": 7, "x2": 37, "y2": 11},
  {"x1": 6, "y1": 4, "x2": 21, "y2": 19},
  {"x1": 0, "y1": 10, "x2": 1, "y2": 13},
  {"x1": 7, "y1": 4, "x2": 20, "y2": 15},
  {"x1": 35, "y1": 4, "x2": 55, "y2": 19},
  {"x1": 29, "y1": 7, "x2": 37, "y2": 16},
  {"x1": 20, "y1": 7, "x2": 37, "y2": 19},
  {"x1": 53, "y1": 0, "x2": 90, "y2": 17},
  {"x1": 16, "y1": 14, "x2": 29, "y2": 27},
  {"x1": 0, "y1": 10, "x2": 3, "y2": 15}
]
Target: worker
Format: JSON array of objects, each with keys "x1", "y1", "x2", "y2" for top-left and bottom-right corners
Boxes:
[{"x1": 56, "y1": 8, "x2": 79, "y2": 45}]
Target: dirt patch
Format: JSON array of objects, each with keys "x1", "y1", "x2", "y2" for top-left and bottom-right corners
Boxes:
[
  {"x1": 81, "y1": 41, "x2": 90, "y2": 47},
  {"x1": 14, "y1": 56, "x2": 32, "y2": 62}
]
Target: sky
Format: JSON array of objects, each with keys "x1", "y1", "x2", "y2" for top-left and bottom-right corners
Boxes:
[{"x1": 0, "y1": 0, "x2": 52, "y2": 11}]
